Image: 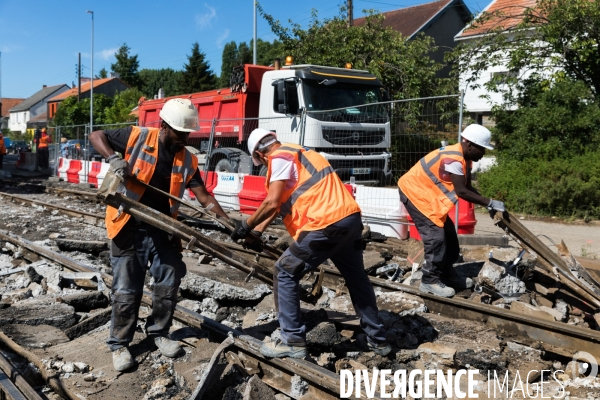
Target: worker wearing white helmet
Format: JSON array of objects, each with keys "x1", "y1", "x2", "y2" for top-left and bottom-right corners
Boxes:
[
  {"x1": 230, "y1": 128, "x2": 391, "y2": 359},
  {"x1": 398, "y1": 124, "x2": 505, "y2": 298},
  {"x1": 90, "y1": 98, "x2": 229, "y2": 372}
]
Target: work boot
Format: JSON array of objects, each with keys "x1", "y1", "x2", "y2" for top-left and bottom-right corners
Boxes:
[
  {"x1": 112, "y1": 347, "x2": 136, "y2": 372},
  {"x1": 356, "y1": 334, "x2": 392, "y2": 356},
  {"x1": 419, "y1": 281, "x2": 455, "y2": 297},
  {"x1": 441, "y1": 274, "x2": 473, "y2": 290},
  {"x1": 154, "y1": 336, "x2": 183, "y2": 358},
  {"x1": 260, "y1": 339, "x2": 307, "y2": 359}
]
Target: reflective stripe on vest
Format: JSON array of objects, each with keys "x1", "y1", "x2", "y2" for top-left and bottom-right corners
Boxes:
[
  {"x1": 419, "y1": 150, "x2": 463, "y2": 204},
  {"x1": 266, "y1": 143, "x2": 360, "y2": 240}
]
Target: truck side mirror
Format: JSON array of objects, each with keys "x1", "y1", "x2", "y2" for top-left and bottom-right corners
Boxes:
[{"x1": 273, "y1": 80, "x2": 288, "y2": 114}]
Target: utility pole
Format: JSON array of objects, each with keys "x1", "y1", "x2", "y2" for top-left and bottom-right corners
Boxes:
[
  {"x1": 77, "y1": 53, "x2": 81, "y2": 102},
  {"x1": 347, "y1": 0, "x2": 353, "y2": 27},
  {"x1": 253, "y1": 0, "x2": 257, "y2": 65}
]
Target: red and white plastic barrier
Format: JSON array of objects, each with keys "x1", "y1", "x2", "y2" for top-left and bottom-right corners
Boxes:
[
  {"x1": 355, "y1": 186, "x2": 409, "y2": 240},
  {"x1": 66, "y1": 160, "x2": 82, "y2": 184},
  {"x1": 58, "y1": 158, "x2": 71, "y2": 180},
  {"x1": 239, "y1": 175, "x2": 267, "y2": 215}
]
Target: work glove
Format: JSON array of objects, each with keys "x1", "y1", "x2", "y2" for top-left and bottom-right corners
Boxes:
[
  {"x1": 107, "y1": 154, "x2": 128, "y2": 182},
  {"x1": 487, "y1": 199, "x2": 506, "y2": 218},
  {"x1": 230, "y1": 218, "x2": 251, "y2": 241},
  {"x1": 243, "y1": 230, "x2": 264, "y2": 253}
]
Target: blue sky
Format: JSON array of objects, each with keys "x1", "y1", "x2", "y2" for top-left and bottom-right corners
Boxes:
[{"x1": 0, "y1": 0, "x2": 489, "y2": 99}]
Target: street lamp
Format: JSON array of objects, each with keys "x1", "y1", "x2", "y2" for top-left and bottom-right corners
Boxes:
[{"x1": 86, "y1": 10, "x2": 93, "y2": 182}]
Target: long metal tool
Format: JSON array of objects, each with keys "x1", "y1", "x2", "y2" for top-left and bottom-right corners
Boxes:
[
  {"x1": 493, "y1": 211, "x2": 600, "y2": 309},
  {"x1": 127, "y1": 174, "x2": 283, "y2": 258}
]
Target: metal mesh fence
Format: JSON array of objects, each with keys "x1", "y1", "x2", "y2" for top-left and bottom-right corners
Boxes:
[{"x1": 49, "y1": 94, "x2": 462, "y2": 190}]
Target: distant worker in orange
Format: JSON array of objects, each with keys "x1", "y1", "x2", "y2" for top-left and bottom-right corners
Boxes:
[
  {"x1": 398, "y1": 124, "x2": 506, "y2": 298},
  {"x1": 0, "y1": 132, "x2": 6, "y2": 170},
  {"x1": 38, "y1": 128, "x2": 50, "y2": 170}
]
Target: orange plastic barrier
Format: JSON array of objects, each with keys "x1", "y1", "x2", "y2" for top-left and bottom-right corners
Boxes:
[
  {"x1": 66, "y1": 160, "x2": 82, "y2": 183},
  {"x1": 239, "y1": 175, "x2": 267, "y2": 215}
]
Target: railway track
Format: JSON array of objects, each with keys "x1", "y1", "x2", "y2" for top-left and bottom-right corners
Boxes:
[
  {"x1": 2, "y1": 187, "x2": 599, "y2": 356},
  {"x1": 1, "y1": 185, "x2": 599, "y2": 397}
]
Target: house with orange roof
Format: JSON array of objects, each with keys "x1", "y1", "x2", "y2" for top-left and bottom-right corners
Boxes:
[
  {"x1": 354, "y1": 0, "x2": 472, "y2": 78},
  {"x1": 1, "y1": 98, "x2": 25, "y2": 130},
  {"x1": 47, "y1": 77, "x2": 129, "y2": 120},
  {"x1": 454, "y1": 0, "x2": 546, "y2": 124}
]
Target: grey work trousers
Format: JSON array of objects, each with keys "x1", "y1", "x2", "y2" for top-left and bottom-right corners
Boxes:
[
  {"x1": 106, "y1": 222, "x2": 186, "y2": 351},
  {"x1": 275, "y1": 212, "x2": 386, "y2": 346},
  {"x1": 399, "y1": 189, "x2": 460, "y2": 284}
]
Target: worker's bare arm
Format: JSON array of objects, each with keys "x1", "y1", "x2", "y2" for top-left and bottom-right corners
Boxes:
[
  {"x1": 89, "y1": 130, "x2": 117, "y2": 159},
  {"x1": 450, "y1": 172, "x2": 489, "y2": 207},
  {"x1": 189, "y1": 185, "x2": 229, "y2": 219}
]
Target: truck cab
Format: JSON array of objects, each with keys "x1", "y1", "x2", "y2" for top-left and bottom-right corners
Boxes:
[{"x1": 258, "y1": 65, "x2": 391, "y2": 185}]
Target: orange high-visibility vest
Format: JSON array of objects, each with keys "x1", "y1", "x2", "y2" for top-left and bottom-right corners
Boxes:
[
  {"x1": 38, "y1": 135, "x2": 49, "y2": 149},
  {"x1": 398, "y1": 143, "x2": 470, "y2": 227},
  {"x1": 266, "y1": 143, "x2": 361, "y2": 240},
  {"x1": 105, "y1": 126, "x2": 198, "y2": 239}
]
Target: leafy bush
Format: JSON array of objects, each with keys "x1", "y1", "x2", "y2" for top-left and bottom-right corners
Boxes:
[
  {"x1": 492, "y1": 79, "x2": 600, "y2": 162},
  {"x1": 478, "y1": 152, "x2": 600, "y2": 220}
]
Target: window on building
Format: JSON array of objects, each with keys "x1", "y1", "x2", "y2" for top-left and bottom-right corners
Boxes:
[{"x1": 490, "y1": 70, "x2": 519, "y2": 85}]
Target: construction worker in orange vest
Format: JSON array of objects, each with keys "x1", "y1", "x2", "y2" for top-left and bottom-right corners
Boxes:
[
  {"x1": 38, "y1": 128, "x2": 50, "y2": 169},
  {"x1": 230, "y1": 128, "x2": 390, "y2": 359},
  {"x1": 90, "y1": 98, "x2": 229, "y2": 372},
  {"x1": 398, "y1": 124, "x2": 506, "y2": 298}
]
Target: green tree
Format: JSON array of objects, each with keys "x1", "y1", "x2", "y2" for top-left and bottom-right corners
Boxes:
[
  {"x1": 104, "y1": 88, "x2": 145, "y2": 124},
  {"x1": 259, "y1": 6, "x2": 448, "y2": 100},
  {"x1": 451, "y1": 0, "x2": 600, "y2": 101},
  {"x1": 96, "y1": 67, "x2": 108, "y2": 79},
  {"x1": 139, "y1": 68, "x2": 184, "y2": 98},
  {"x1": 179, "y1": 42, "x2": 217, "y2": 93},
  {"x1": 255, "y1": 38, "x2": 284, "y2": 66},
  {"x1": 111, "y1": 43, "x2": 141, "y2": 89},
  {"x1": 219, "y1": 41, "x2": 239, "y2": 87},
  {"x1": 52, "y1": 94, "x2": 113, "y2": 128}
]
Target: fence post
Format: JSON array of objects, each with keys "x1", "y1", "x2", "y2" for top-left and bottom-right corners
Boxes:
[
  {"x1": 455, "y1": 89, "x2": 465, "y2": 232},
  {"x1": 203, "y1": 118, "x2": 217, "y2": 173}
]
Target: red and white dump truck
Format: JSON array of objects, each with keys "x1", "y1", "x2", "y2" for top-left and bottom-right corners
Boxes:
[{"x1": 138, "y1": 62, "x2": 391, "y2": 185}]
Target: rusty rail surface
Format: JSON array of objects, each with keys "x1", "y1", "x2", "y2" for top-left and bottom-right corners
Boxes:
[{"x1": 0, "y1": 191, "x2": 103, "y2": 226}]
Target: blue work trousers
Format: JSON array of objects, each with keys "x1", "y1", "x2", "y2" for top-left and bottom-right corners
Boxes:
[
  {"x1": 276, "y1": 212, "x2": 386, "y2": 346},
  {"x1": 106, "y1": 222, "x2": 186, "y2": 351}
]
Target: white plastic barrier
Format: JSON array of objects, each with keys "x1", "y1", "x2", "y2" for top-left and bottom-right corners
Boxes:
[
  {"x1": 96, "y1": 162, "x2": 111, "y2": 188},
  {"x1": 355, "y1": 186, "x2": 409, "y2": 240},
  {"x1": 78, "y1": 160, "x2": 91, "y2": 184},
  {"x1": 212, "y1": 172, "x2": 244, "y2": 211},
  {"x1": 58, "y1": 158, "x2": 71, "y2": 180}
]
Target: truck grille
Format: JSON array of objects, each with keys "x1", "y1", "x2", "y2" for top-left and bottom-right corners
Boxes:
[
  {"x1": 328, "y1": 158, "x2": 385, "y2": 170},
  {"x1": 322, "y1": 127, "x2": 386, "y2": 146}
]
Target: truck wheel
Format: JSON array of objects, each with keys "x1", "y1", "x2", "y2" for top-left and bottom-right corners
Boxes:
[
  {"x1": 215, "y1": 158, "x2": 235, "y2": 173},
  {"x1": 258, "y1": 165, "x2": 268, "y2": 177}
]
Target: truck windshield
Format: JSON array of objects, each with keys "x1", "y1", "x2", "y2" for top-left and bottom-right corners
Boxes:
[
  {"x1": 303, "y1": 80, "x2": 382, "y2": 111},
  {"x1": 302, "y1": 79, "x2": 387, "y2": 123}
]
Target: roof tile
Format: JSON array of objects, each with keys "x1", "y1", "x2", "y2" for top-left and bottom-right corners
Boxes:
[{"x1": 457, "y1": 0, "x2": 537, "y2": 38}]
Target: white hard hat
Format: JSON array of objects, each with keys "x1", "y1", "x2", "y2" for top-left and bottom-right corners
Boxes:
[
  {"x1": 461, "y1": 124, "x2": 494, "y2": 150},
  {"x1": 159, "y1": 99, "x2": 200, "y2": 133},
  {"x1": 248, "y1": 128, "x2": 277, "y2": 166}
]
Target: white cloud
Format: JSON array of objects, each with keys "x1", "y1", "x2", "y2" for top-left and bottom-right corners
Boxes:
[
  {"x1": 216, "y1": 29, "x2": 230, "y2": 48},
  {"x1": 195, "y1": 4, "x2": 216, "y2": 30},
  {"x1": 99, "y1": 47, "x2": 119, "y2": 61}
]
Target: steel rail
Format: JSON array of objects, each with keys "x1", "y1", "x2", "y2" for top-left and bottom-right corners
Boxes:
[
  {"x1": 0, "y1": 370, "x2": 28, "y2": 400},
  {"x1": 321, "y1": 265, "x2": 600, "y2": 357},
  {"x1": 0, "y1": 351, "x2": 43, "y2": 400},
  {"x1": 0, "y1": 191, "x2": 103, "y2": 224}
]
